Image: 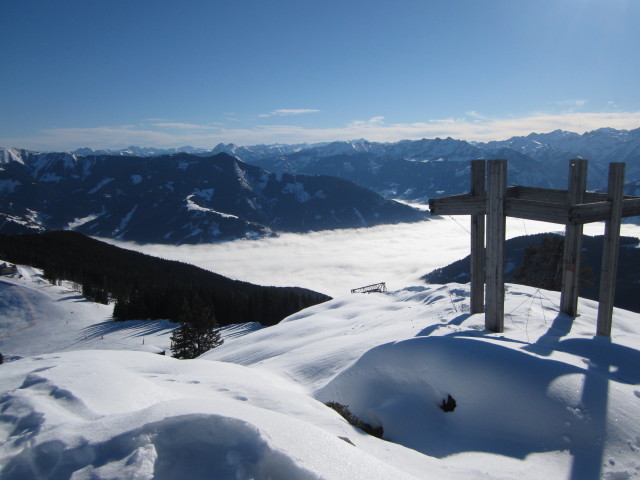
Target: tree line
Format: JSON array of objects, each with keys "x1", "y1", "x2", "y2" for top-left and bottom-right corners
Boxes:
[
  {"x1": 422, "y1": 233, "x2": 640, "y2": 313},
  {"x1": 0, "y1": 231, "x2": 331, "y2": 328}
]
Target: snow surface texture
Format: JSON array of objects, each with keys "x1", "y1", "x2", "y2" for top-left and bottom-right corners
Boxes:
[
  {"x1": 2, "y1": 219, "x2": 640, "y2": 479},
  {"x1": 2, "y1": 276, "x2": 640, "y2": 478}
]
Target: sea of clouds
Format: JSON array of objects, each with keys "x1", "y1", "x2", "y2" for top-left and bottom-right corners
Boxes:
[{"x1": 105, "y1": 217, "x2": 640, "y2": 298}]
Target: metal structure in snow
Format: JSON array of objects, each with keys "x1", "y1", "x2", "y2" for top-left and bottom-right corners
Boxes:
[{"x1": 351, "y1": 282, "x2": 388, "y2": 294}]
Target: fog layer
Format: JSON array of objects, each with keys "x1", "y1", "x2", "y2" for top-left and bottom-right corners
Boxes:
[{"x1": 104, "y1": 218, "x2": 640, "y2": 297}]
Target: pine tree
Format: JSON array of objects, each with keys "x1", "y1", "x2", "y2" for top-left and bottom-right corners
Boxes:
[
  {"x1": 170, "y1": 322, "x2": 223, "y2": 359},
  {"x1": 514, "y1": 235, "x2": 564, "y2": 290},
  {"x1": 170, "y1": 295, "x2": 223, "y2": 359},
  {"x1": 513, "y1": 234, "x2": 593, "y2": 291}
]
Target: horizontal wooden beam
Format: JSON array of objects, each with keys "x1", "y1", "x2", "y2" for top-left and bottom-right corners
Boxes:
[
  {"x1": 570, "y1": 202, "x2": 611, "y2": 224},
  {"x1": 507, "y1": 186, "x2": 610, "y2": 204},
  {"x1": 505, "y1": 198, "x2": 570, "y2": 223},
  {"x1": 507, "y1": 186, "x2": 567, "y2": 203},
  {"x1": 429, "y1": 193, "x2": 485, "y2": 215},
  {"x1": 585, "y1": 192, "x2": 612, "y2": 203},
  {"x1": 622, "y1": 198, "x2": 640, "y2": 218},
  {"x1": 571, "y1": 198, "x2": 640, "y2": 223},
  {"x1": 431, "y1": 187, "x2": 640, "y2": 224}
]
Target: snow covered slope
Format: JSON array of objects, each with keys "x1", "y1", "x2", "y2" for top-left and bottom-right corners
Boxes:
[
  {"x1": 2, "y1": 270, "x2": 640, "y2": 479},
  {"x1": 203, "y1": 285, "x2": 640, "y2": 479},
  {"x1": 0, "y1": 266, "x2": 174, "y2": 360}
]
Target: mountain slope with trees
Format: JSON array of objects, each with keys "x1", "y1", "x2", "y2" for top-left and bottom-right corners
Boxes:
[
  {"x1": 422, "y1": 233, "x2": 640, "y2": 313},
  {"x1": 0, "y1": 231, "x2": 330, "y2": 327}
]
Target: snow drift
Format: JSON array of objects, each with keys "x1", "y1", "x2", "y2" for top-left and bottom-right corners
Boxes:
[
  {"x1": 0, "y1": 351, "x2": 414, "y2": 480},
  {"x1": 1, "y1": 264, "x2": 640, "y2": 479}
]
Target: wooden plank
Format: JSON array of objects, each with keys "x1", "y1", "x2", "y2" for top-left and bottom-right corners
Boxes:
[
  {"x1": 597, "y1": 163, "x2": 625, "y2": 337},
  {"x1": 429, "y1": 194, "x2": 486, "y2": 216},
  {"x1": 431, "y1": 186, "x2": 640, "y2": 220},
  {"x1": 507, "y1": 186, "x2": 610, "y2": 204},
  {"x1": 570, "y1": 202, "x2": 612, "y2": 224},
  {"x1": 505, "y1": 199, "x2": 570, "y2": 224},
  {"x1": 560, "y1": 159, "x2": 587, "y2": 317},
  {"x1": 571, "y1": 197, "x2": 640, "y2": 223},
  {"x1": 622, "y1": 198, "x2": 640, "y2": 218},
  {"x1": 507, "y1": 186, "x2": 568, "y2": 204},
  {"x1": 470, "y1": 160, "x2": 485, "y2": 314},
  {"x1": 585, "y1": 192, "x2": 612, "y2": 203},
  {"x1": 485, "y1": 160, "x2": 507, "y2": 332}
]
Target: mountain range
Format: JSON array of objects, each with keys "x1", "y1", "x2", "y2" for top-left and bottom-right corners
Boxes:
[
  {"x1": 0, "y1": 151, "x2": 424, "y2": 243},
  {"x1": 68, "y1": 127, "x2": 640, "y2": 201},
  {"x1": 2, "y1": 127, "x2": 639, "y2": 243}
]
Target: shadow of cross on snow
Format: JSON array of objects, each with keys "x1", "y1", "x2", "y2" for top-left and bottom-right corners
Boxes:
[
  {"x1": 400, "y1": 313, "x2": 640, "y2": 477},
  {"x1": 498, "y1": 313, "x2": 639, "y2": 480},
  {"x1": 318, "y1": 334, "x2": 596, "y2": 462},
  {"x1": 527, "y1": 324, "x2": 640, "y2": 480}
]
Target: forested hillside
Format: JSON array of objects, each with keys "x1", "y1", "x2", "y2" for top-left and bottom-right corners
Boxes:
[
  {"x1": 422, "y1": 233, "x2": 640, "y2": 313},
  {"x1": 0, "y1": 231, "x2": 330, "y2": 327}
]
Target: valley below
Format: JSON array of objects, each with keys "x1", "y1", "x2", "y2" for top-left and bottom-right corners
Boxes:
[{"x1": 105, "y1": 216, "x2": 640, "y2": 298}]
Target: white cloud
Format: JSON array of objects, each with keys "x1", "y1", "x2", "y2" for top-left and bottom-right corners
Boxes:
[
  {"x1": 103, "y1": 219, "x2": 640, "y2": 298},
  {"x1": 2, "y1": 110, "x2": 639, "y2": 151},
  {"x1": 259, "y1": 109, "x2": 320, "y2": 118},
  {"x1": 152, "y1": 122, "x2": 217, "y2": 130},
  {"x1": 348, "y1": 116, "x2": 385, "y2": 128},
  {"x1": 465, "y1": 111, "x2": 488, "y2": 121},
  {"x1": 555, "y1": 99, "x2": 588, "y2": 109}
]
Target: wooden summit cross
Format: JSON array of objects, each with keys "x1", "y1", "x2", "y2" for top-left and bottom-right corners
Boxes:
[{"x1": 429, "y1": 159, "x2": 640, "y2": 337}]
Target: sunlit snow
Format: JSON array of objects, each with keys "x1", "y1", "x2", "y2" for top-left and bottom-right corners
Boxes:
[
  {"x1": 2, "y1": 218, "x2": 640, "y2": 479},
  {"x1": 185, "y1": 194, "x2": 239, "y2": 219}
]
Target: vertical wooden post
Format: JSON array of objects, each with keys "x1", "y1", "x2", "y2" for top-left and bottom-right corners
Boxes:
[
  {"x1": 470, "y1": 160, "x2": 486, "y2": 314},
  {"x1": 485, "y1": 159, "x2": 507, "y2": 332},
  {"x1": 560, "y1": 159, "x2": 588, "y2": 317},
  {"x1": 597, "y1": 163, "x2": 625, "y2": 337}
]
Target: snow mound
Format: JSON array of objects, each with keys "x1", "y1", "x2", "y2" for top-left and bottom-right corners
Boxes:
[
  {"x1": 2, "y1": 405, "x2": 318, "y2": 480},
  {"x1": 0, "y1": 351, "x2": 416, "y2": 480},
  {"x1": 205, "y1": 283, "x2": 640, "y2": 479},
  {"x1": 316, "y1": 335, "x2": 640, "y2": 470}
]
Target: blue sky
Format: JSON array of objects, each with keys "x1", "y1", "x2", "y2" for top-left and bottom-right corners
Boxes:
[{"x1": 1, "y1": 0, "x2": 639, "y2": 150}]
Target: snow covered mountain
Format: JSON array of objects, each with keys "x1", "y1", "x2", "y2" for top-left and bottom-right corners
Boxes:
[
  {"x1": 3, "y1": 127, "x2": 639, "y2": 241},
  {"x1": 65, "y1": 127, "x2": 640, "y2": 201},
  {"x1": 1, "y1": 262, "x2": 640, "y2": 479},
  {"x1": 242, "y1": 128, "x2": 640, "y2": 201},
  {"x1": 0, "y1": 150, "x2": 425, "y2": 243}
]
